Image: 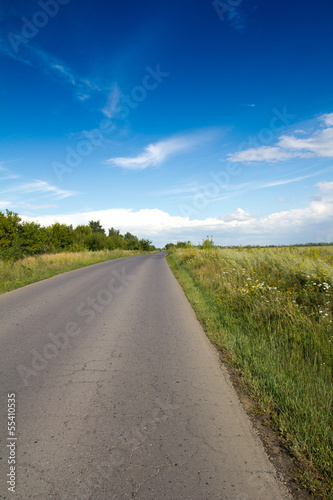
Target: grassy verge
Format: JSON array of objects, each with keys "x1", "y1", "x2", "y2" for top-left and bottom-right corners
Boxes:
[
  {"x1": 0, "y1": 249, "x2": 148, "y2": 294},
  {"x1": 167, "y1": 246, "x2": 333, "y2": 499}
]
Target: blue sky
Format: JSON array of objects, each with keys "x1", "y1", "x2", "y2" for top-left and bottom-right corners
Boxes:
[{"x1": 1, "y1": 0, "x2": 333, "y2": 247}]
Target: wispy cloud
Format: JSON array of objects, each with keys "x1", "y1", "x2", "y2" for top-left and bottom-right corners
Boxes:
[
  {"x1": 21, "y1": 203, "x2": 58, "y2": 210},
  {"x1": 1, "y1": 42, "x2": 101, "y2": 101},
  {"x1": 102, "y1": 84, "x2": 122, "y2": 118},
  {"x1": 228, "y1": 112, "x2": 333, "y2": 163},
  {"x1": 2, "y1": 180, "x2": 77, "y2": 199},
  {"x1": 228, "y1": 146, "x2": 300, "y2": 163},
  {"x1": 106, "y1": 131, "x2": 218, "y2": 170},
  {"x1": 156, "y1": 171, "x2": 329, "y2": 207},
  {"x1": 0, "y1": 162, "x2": 20, "y2": 181},
  {"x1": 0, "y1": 165, "x2": 19, "y2": 181}
]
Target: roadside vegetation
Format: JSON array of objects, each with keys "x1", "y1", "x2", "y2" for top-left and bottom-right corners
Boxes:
[
  {"x1": 0, "y1": 210, "x2": 156, "y2": 293},
  {"x1": 167, "y1": 241, "x2": 333, "y2": 498},
  {"x1": 0, "y1": 249, "x2": 147, "y2": 294}
]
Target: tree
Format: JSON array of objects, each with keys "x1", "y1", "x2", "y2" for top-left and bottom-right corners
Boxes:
[
  {"x1": 89, "y1": 220, "x2": 105, "y2": 234},
  {"x1": 0, "y1": 210, "x2": 22, "y2": 260},
  {"x1": 108, "y1": 227, "x2": 120, "y2": 237},
  {"x1": 72, "y1": 225, "x2": 92, "y2": 251},
  {"x1": 124, "y1": 231, "x2": 136, "y2": 241},
  {"x1": 47, "y1": 223, "x2": 74, "y2": 250},
  {"x1": 86, "y1": 232, "x2": 108, "y2": 251},
  {"x1": 165, "y1": 243, "x2": 176, "y2": 250},
  {"x1": 0, "y1": 209, "x2": 156, "y2": 260},
  {"x1": 202, "y1": 236, "x2": 214, "y2": 250},
  {"x1": 0, "y1": 210, "x2": 21, "y2": 245},
  {"x1": 18, "y1": 221, "x2": 44, "y2": 256},
  {"x1": 139, "y1": 238, "x2": 152, "y2": 251}
]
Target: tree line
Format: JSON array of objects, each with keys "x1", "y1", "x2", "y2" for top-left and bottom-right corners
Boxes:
[{"x1": 0, "y1": 210, "x2": 155, "y2": 261}]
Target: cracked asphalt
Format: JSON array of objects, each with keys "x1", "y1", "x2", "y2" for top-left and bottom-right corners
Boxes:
[{"x1": 0, "y1": 253, "x2": 291, "y2": 499}]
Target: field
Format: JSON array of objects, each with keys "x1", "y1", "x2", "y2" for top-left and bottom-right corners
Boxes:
[
  {"x1": 167, "y1": 245, "x2": 333, "y2": 498},
  {"x1": 0, "y1": 249, "x2": 146, "y2": 294}
]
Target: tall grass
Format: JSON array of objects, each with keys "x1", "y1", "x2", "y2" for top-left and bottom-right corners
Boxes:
[
  {"x1": 0, "y1": 249, "x2": 145, "y2": 294},
  {"x1": 168, "y1": 246, "x2": 333, "y2": 498}
]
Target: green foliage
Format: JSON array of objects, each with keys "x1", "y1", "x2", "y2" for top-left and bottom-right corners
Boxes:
[
  {"x1": 165, "y1": 241, "x2": 193, "y2": 251},
  {"x1": 138, "y1": 238, "x2": 152, "y2": 251},
  {"x1": 165, "y1": 243, "x2": 176, "y2": 250},
  {"x1": 0, "y1": 249, "x2": 144, "y2": 294},
  {"x1": 202, "y1": 236, "x2": 214, "y2": 250},
  {"x1": 168, "y1": 246, "x2": 333, "y2": 498},
  {"x1": 89, "y1": 220, "x2": 105, "y2": 234},
  {"x1": 0, "y1": 210, "x2": 156, "y2": 261},
  {"x1": 108, "y1": 227, "x2": 120, "y2": 237}
]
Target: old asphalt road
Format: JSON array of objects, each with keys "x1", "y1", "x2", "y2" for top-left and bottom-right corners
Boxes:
[{"x1": 0, "y1": 253, "x2": 290, "y2": 499}]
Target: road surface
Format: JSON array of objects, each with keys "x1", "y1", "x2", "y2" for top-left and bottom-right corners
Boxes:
[{"x1": 0, "y1": 253, "x2": 290, "y2": 499}]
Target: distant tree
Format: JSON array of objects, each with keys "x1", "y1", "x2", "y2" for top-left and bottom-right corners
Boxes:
[
  {"x1": 75, "y1": 225, "x2": 92, "y2": 236},
  {"x1": 124, "y1": 231, "x2": 136, "y2": 240},
  {"x1": 139, "y1": 238, "x2": 153, "y2": 251},
  {"x1": 107, "y1": 235, "x2": 127, "y2": 250},
  {"x1": 0, "y1": 210, "x2": 23, "y2": 260},
  {"x1": 165, "y1": 243, "x2": 176, "y2": 250},
  {"x1": 0, "y1": 209, "x2": 156, "y2": 260},
  {"x1": 122, "y1": 232, "x2": 139, "y2": 249},
  {"x1": 175, "y1": 241, "x2": 187, "y2": 248},
  {"x1": 47, "y1": 223, "x2": 74, "y2": 250},
  {"x1": 0, "y1": 210, "x2": 21, "y2": 245},
  {"x1": 202, "y1": 236, "x2": 214, "y2": 250},
  {"x1": 18, "y1": 221, "x2": 45, "y2": 256},
  {"x1": 108, "y1": 227, "x2": 120, "y2": 237},
  {"x1": 89, "y1": 220, "x2": 105, "y2": 234},
  {"x1": 86, "y1": 232, "x2": 107, "y2": 251},
  {"x1": 73, "y1": 225, "x2": 92, "y2": 251}
]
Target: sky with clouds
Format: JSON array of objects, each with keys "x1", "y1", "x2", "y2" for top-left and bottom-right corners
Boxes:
[{"x1": 1, "y1": 0, "x2": 333, "y2": 247}]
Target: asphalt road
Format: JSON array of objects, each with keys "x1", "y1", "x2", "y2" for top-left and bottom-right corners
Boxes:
[{"x1": 0, "y1": 253, "x2": 290, "y2": 499}]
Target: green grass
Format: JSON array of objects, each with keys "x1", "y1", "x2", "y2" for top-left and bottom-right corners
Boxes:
[
  {"x1": 0, "y1": 249, "x2": 147, "y2": 294},
  {"x1": 167, "y1": 246, "x2": 333, "y2": 499}
]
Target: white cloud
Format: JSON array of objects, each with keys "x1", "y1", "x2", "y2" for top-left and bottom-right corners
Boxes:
[
  {"x1": 21, "y1": 190, "x2": 333, "y2": 247},
  {"x1": 0, "y1": 162, "x2": 19, "y2": 180},
  {"x1": 228, "y1": 112, "x2": 333, "y2": 163},
  {"x1": 278, "y1": 128, "x2": 333, "y2": 157},
  {"x1": 277, "y1": 197, "x2": 285, "y2": 202},
  {"x1": 217, "y1": 208, "x2": 256, "y2": 222},
  {"x1": 107, "y1": 131, "x2": 217, "y2": 170},
  {"x1": 317, "y1": 181, "x2": 333, "y2": 193},
  {"x1": 2, "y1": 180, "x2": 77, "y2": 199},
  {"x1": 228, "y1": 146, "x2": 298, "y2": 163},
  {"x1": 321, "y1": 113, "x2": 333, "y2": 127},
  {"x1": 0, "y1": 201, "x2": 12, "y2": 210}
]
